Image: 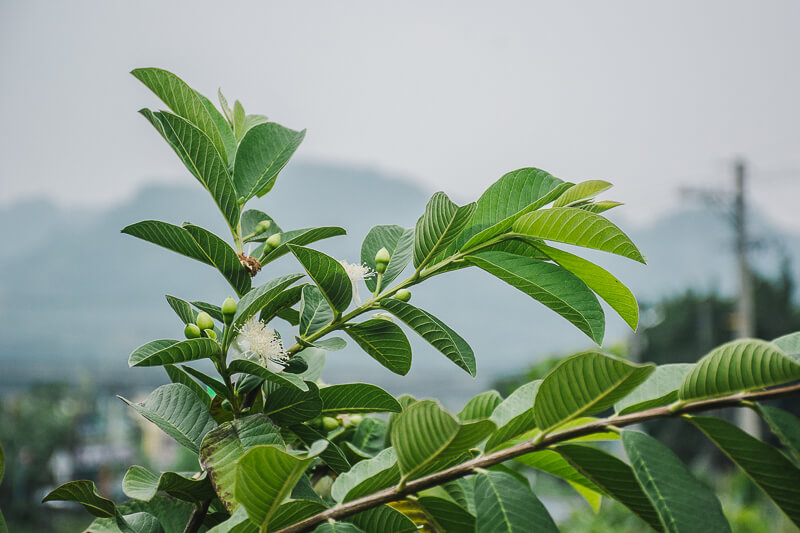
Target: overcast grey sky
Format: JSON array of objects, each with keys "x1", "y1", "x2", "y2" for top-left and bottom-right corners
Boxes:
[{"x1": 2, "y1": 1, "x2": 799, "y2": 230}]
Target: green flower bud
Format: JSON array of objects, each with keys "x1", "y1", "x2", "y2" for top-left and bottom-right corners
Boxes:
[
  {"x1": 203, "y1": 329, "x2": 217, "y2": 340},
  {"x1": 184, "y1": 323, "x2": 202, "y2": 339},
  {"x1": 254, "y1": 220, "x2": 272, "y2": 235},
  {"x1": 265, "y1": 233, "x2": 281, "y2": 250},
  {"x1": 222, "y1": 297, "x2": 236, "y2": 325},
  {"x1": 394, "y1": 289, "x2": 411, "y2": 302},
  {"x1": 321, "y1": 416, "x2": 340, "y2": 431},
  {"x1": 374, "y1": 247, "x2": 390, "y2": 273},
  {"x1": 196, "y1": 311, "x2": 214, "y2": 331},
  {"x1": 349, "y1": 414, "x2": 363, "y2": 426}
]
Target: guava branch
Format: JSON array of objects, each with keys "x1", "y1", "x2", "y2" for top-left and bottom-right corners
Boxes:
[{"x1": 274, "y1": 381, "x2": 800, "y2": 533}]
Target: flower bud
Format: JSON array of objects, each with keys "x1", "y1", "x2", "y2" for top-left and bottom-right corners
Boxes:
[
  {"x1": 374, "y1": 247, "x2": 390, "y2": 274},
  {"x1": 265, "y1": 233, "x2": 281, "y2": 250},
  {"x1": 184, "y1": 323, "x2": 202, "y2": 339},
  {"x1": 222, "y1": 297, "x2": 236, "y2": 325},
  {"x1": 349, "y1": 414, "x2": 363, "y2": 426},
  {"x1": 394, "y1": 289, "x2": 411, "y2": 302},
  {"x1": 254, "y1": 220, "x2": 272, "y2": 235},
  {"x1": 203, "y1": 329, "x2": 217, "y2": 340},
  {"x1": 196, "y1": 311, "x2": 214, "y2": 331},
  {"x1": 321, "y1": 416, "x2": 340, "y2": 431}
]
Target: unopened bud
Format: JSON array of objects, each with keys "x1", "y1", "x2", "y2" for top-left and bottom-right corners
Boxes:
[
  {"x1": 222, "y1": 297, "x2": 236, "y2": 325},
  {"x1": 184, "y1": 323, "x2": 201, "y2": 339},
  {"x1": 374, "y1": 247, "x2": 390, "y2": 273},
  {"x1": 254, "y1": 220, "x2": 272, "y2": 235},
  {"x1": 196, "y1": 312, "x2": 214, "y2": 331},
  {"x1": 265, "y1": 233, "x2": 281, "y2": 250},
  {"x1": 321, "y1": 417, "x2": 339, "y2": 431},
  {"x1": 349, "y1": 414, "x2": 363, "y2": 426},
  {"x1": 394, "y1": 289, "x2": 411, "y2": 302}
]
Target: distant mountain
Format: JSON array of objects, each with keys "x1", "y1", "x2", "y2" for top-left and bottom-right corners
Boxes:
[{"x1": 1, "y1": 162, "x2": 798, "y2": 408}]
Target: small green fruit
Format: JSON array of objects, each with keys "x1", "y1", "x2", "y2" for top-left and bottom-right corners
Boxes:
[
  {"x1": 349, "y1": 414, "x2": 363, "y2": 426},
  {"x1": 196, "y1": 311, "x2": 214, "y2": 331},
  {"x1": 321, "y1": 417, "x2": 340, "y2": 431},
  {"x1": 184, "y1": 323, "x2": 202, "y2": 339},
  {"x1": 394, "y1": 289, "x2": 411, "y2": 302},
  {"x1": 203, "y1": 329, "x2": 217, "y2": 340},
  {"x1": 254, "y1": 220, "x2": 272, "y2": 234},
  {"x1": 222, "y1": 297, "x2": 236, "y2": 324},
  {"x1": 265, "y1": 233, "x2": 281, "y2": 250}
]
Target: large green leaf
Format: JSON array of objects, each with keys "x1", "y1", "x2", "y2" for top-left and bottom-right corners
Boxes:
[
  {"x1": 121, "y1": 466, "x2": 214, "y2": 503},
  {"x1": 299, "y1": 285, "x2": 334, "y2": 337},
  {"x1": 467, "y1": 251, "x2": 605, "y2": 344},
  {"x1": 269, "y1": 500, "x2": 328, "y2": 531},
  {"x1": 350, "y1": 505, "x2": 418, "y2": 533},
  {"x1": 773, "y1": 331, "x2": 800, "y2": 359},
  {"x1": 473, "y1": 471, "x2": 558, "y2": 533},
  {"x1": 140, "y1": 110, "x2": 239, "y2": 230},
  {"x1": 615, "y1": 363, "x2": 694, "y2": 415},
  {"x1": 164, "y1": 295, "x2": 197, "y2": 325},
  {"x1": 120, "y1": 383, "x2": 216, "y2": 454},
  {"x1": 199, "y1": 414, "x2": 284, "y2": 512},
  {"x1": 755, "y1": 405, "x2": 800, "y2": 463},
  {"x1": 417, "y1": 496, "x2": 476, "y2": 532},
  {"x1": 235, "y1": 442, "x2": 327, "y2": 528},
  {"x1": 514, "y1": 449, "x2": 603, "y2": 499},
  {"x1": 361, "y1": 225, "x2": 415, "y2": 292},
  {"x1": 458, "y1": 390, "x2": 503, "y2": 422},
  {"x1": 319, "y1": 383, "x2": 401, "y2": 415},
  {"x1": 690, "y1": 416, "x2": 800, "y2": 526},
  {"x1": 484, "y1": 381, "x2": 540, "y2": 452},
  {"x1": 553, "y1": 180, "x2": 612, "y2": 207},
  {"x1": 88, "y1": 496, "x2": 195, "y2": 533},
  {"x1": 228, "y1": 359, "x2": 309, "y2": 392},
  {"x1": 291, "y1": 424, "x2": 352, "y2": 475},
  {"x1": 344, "y1": 319, "x2": 412, "y2": 375},
  {"x1": 233, "y1": 122, "x2": 306, "y2": 200},
  {"x1": 132, "y1": 68, "x2": 232, "y2": 165},
  {"x1": 312, "y1": 523, "x2": 365, "y2": 533},
  {"x1": 288, "y1": 245, "x2": 352, "y2": 313},
  {"x1": 623, "y1": 430, "x2": 731, "y2": 533},
  {"x1": 678, "y1": 339, "x2": 800, "y2": 401},
  {"x1": 180, "y1": 365, "x2": 231, "y2": 402},
  {"x1": 42, "y1": 480, "x2": 116, "y2": 517},
  {"x1": 231, "y1": 273, "x2": 305, "y2": 331},
  {"x1": 379, "y1": 299, "x2": 476, "y2": 376},
  {"x1": 534, "y1": 351, "x2": 654, "y2": 431},
  {"x1": 128, "y1": 339, "x2": 219, "y2": 367},
  {"x1": 513, "y1": 207, "x2": 645, "y2": 263},
  {"x1": 121, "y1": 220, "x2": 211, "y2": 266},
  {"x1": 533, "y1": 242, "x2": 638, "y2": 330},
  {"x1": 259, "y1": 285, "x2": 304, "y2": 325},
  {"x1": 331, "y1": 447, "x2": 400, "y2": 503},
  {"x1": 183, "y1": 224, "x2": 251, "y2": 296},
  {"x1": 195, "y1": 90, "x2": 238, "y2": 163},
  {"x1": 413, "y1": 192, "x2": 476, "y2": 268},
  {"x1": 263, "y1": 381, "x2": 322, "y2": 425},
  {"x1": 558, "y1": 444, "x2": 663, "y2": 531}
]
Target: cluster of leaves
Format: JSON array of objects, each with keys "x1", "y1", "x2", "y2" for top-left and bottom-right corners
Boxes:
[{"x1": 42, "y1": 69, "x2": 800, "y2": 533}]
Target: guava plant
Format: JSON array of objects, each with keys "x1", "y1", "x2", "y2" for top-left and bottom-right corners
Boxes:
[{"x1": 42, "y1": 69, "x2": 800, "y2": 533}]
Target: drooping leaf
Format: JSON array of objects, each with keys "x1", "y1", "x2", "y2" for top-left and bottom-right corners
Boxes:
[
  {"x1": 557, "y1": 444, "x2": 664, "y2": 531},
  {"x1": 534, "y1": 351, "x2": 654, "y2": 431},
  {"x1": 623, "y1": 430, "x2": 731, "y2": 533},
  {"x1": 289, "y1": 245, "x2": 352, "y2": 313},
  {"x1": 121, "y1": 466, "x2": 214, "y2": 503},
  {"x1": 331, "y1": 447, "x2": 401, "y2": 503},
  {"x1": 233, "y1": 122, "x2": 306, "y2": 200},
  {"x1": 319, "y1": 384, "x2": 401, "y2": 415},
  {"x1": 755, "y1": 405, "x2": 800, "y2": 463},
  {"x1": 513, "y1": 207, "x2": 645, "y2": 263},
  {"x1": 120, "y1": 383, "x2": 216, "y2": 454},
  {"x1": 615, "y1": 363, "x2": 694, "y2": 415},
  {"x1": 361, "y1": 225, "x2": 415, "y2": 292},
  {"x1": 299, "y1": 285, "x2": 334, "y2": 337},
  {"x1": 380, "y1": 299, "x2": 476, "y2": 376},
  {"x1": 183, "y1": 224, "x2": 251, "y2": 296},
  {"x1": 344, "y1": 319, "x2": 413, "y2": 375},
  {"x1": 458, "y1": 390, "x2": 503, "y2": 422},
  {"x1": 484, "y1": 381, "x2": 540, "y2": 452},
  {"x1": 467, "y1": 251, "x2": 605, "y2": 344},
  {"x1": 263, "y1": 381, "x2": 322, "y2": 425},
  {"x1": 128, "y1": 339, "x2": 219, "y2": 367},
  {"x1": 553, "y1": 180, "x2": 612, "y2": 207},
  {"x1": 42, "y1": 480, "x2": 116, "y2": 517},
  {"x1": 199, "y1": 414, "x2": 284, "y2": 512},
  {"x1": 414, "y1": 192, "x2": 477, "y2": 268},
  {"x1": 121, "y1": 220, "x2": 211, "y2": 266},
  {"x1": 533, "y1": 242, "x2": 638, "y2": 330},
  {"x1": 163, "y1": 365, "x2": 210, "y2": 406},
  {"x1": 678, "y1": 339, "x2": 800, "y2": 401},
  {"x1": 473, "y1": 471, "x2": 558, "y2": 533},
  {"x1": 690, "y1": 416, "x2": 800, "y2": 526},
  {"x1": 231, "y1": 273, "x2": 305, "y2": 331}
]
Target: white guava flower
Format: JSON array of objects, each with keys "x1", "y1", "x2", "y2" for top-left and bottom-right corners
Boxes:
[
  {"x1": 234, "y1": 317, "x2": 288, "y2": 372},
  {"x1": 339, "y1": 260, "x2": 375, "y2": 306}
]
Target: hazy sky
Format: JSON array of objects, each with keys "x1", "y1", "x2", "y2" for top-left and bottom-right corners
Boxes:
[{"x1": 2, "y1": 1, "x2": 799, "y2": 230}]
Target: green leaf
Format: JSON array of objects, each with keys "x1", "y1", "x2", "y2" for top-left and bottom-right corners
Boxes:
[
  {"x1": 379, "y1": 299, "x2": 476, "y2": 376},
  {"x1": 534, "y1": 351, "x2": 654, "y2": 431},
  {"x1": 417, "y1": 496, "x2": 476, "y2": 532},
  {"x1": 263, "y1": 381, "x2": 322, "y2": 425},
  {"x1": 755, "y1": 405, "x2": 800, "y2": 463},
  {"x1": 259, "y1": 285, "x2": 304, "y2": 324},
  {"x1": 773, "y1": 331, "x2": 800, "y2": 359},
  {"x1": 533, "y1": 242, "x2": 638, "y2": 330},
  {"x1": 350, "y1": 505, "x2": 418, "y2": 533},
  {"x1": 361, "y1": 225, "x2": 414, "y2": 292},
  {"x1": 474, "y1": 471, "x2": 558, "y2": 533},
  {"x1": 458, "y1": 390, "x2": 503, "y2": 422},
  {"x1": 484, "y1": 381, "x2": 540, "y2": 452},
  {"x1": 312, "y1": 523, "x2": 365, "y2": 533},
  {"x1": 140, "y1": 110, "x2": 239, "y2": 230},
  {"x1": 344, "y1": 319, "x2": 413, "y2": 375},
  {"x1": 291, "y1": 424, "x2": 352, "y2": 475},
  {"x1": 89, "y1": 496, "x2": 195, "y2": 533},
  {"x1": 289, "y1": 245, "x2": 352, "y2": 313},
  {"x1": 305, "y1": 337, "x2": 347, "y2": 351},
  {"x1": 515, "y1": 448, "x2": 603, "y2": 496},
  {"x1": 233, "y1": 100, "x2": 246, "y2": 141},
  {"x1": 180, "y1": 365, "x2": 231, "y2": 402},
  {"x1": 241, "y1": 209, "x2": 281, "y2": 241},
  {"x1": 690, "y1": 416, "x2": 800, "y2": 526},
  {"x1": 557, "y1": 444, "x2": 663, "y2": 531},
  {"x1": 513, "y1": 207, "x2": 645, "y2": 263},
  {"x1": 183, "y1": 224, "x2": 251, "y2": 297},
  {"x1": 623, "y1": 430, "x2": 731, "y2": 533},
  {"x1": 195, "y1": 91, "x2": 238, "y2": 163},
  {"x1": 121, "y1": 466, "x2": 214, "y2": 503},
  {"x1": 128, "y1": 338, "x2": 219, "y2": 367},
  {"x1": 413, "y1": 192, "x2": 477, "y2": 268},
  {"x1": 164, "y1": 295, "x2": 196, "y2": 324},
  {"x1": 228, "y1": 359, "x2": 308, "y2": 392},
  {"x1": 331, "y1": 447, "x2": 400, "y2": 503},
  {"x1": 678, "y1": 338, "x2": 800, "y2": 401},
  {"x1": 232, "y1": 273, "x2": 305, "y2": 331},
  {"x1": 319, "y1": 383, "x2": 401, "y2": 415},
  {"x1": 615, "y1": 363, "x2": 694, "y2": 415},
  {"x1": 199, "y1": 414, "x2": 284, "y2": 512},
  {"x1": 191, "y1": 300, "x2": 224, "y2": 322},
  {"x1": 269, "y1": 500, "x2": 328, "y2": 531},
  {"x1": 132, "y1": 68, "x2": 231, "y2": 165},
  {"x1": 233, "y1": 122, "x2": 306, "y2": 200},
  {"x1": 120, "y1": 383, "x2": 216, "y2": 454},
  {"x1": 467, "y1": 251, "x2": 605, "y2": 344},
  {"x1": 580, "y1": 200, "x2": 623, "y2": 214},
  {"x1": 299, "y1": 285, "x2": 334, "y2": 337},
  {"x1": 0, "y1": 440, "x2": 4, "y2": 485},
  {"x1": 164, "y1": 365, "x2": 211, "y2": 406},
  {"x1": 258, "y1": 227, "x2": 347, "y2": 262},
  {"x1": 121, "y1": 220, "x2": 211, "y2": 265},
  {"x1": 553, "y1": 180, "x2": 612, "y2": 207},
  {"x1": 43, "y1": 480, "x2": 116, "y2": 517},
  {"x1": 235, "y1": 442, "x2": 327, "y2": 528}
]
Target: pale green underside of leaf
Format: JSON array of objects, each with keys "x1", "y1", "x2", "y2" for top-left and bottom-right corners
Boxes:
[
  {"x1": 553, "y1": 179, "x2": 612, "y2": 207},
  {"x1": 755, "y1": 405, "x2": 800, "y2": 463},
  {"x1": 43, "y1": 480, "x2": 116, "y2": 517},
  {"x1": 485, "y1": 381, "x2": 540, "y2": 452},
  {"x1": 331, "y1": 447, "x2": 400, "y2": 503},
  {"x1": 458, "y1": 390, "x2": 503, "y2": 422},
  {"x1": 615, "y1": 363, "x2": 694, "y2": 415},
  {"x1": 121, "y1": 466, "x2": 214, "y2": 503}
]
